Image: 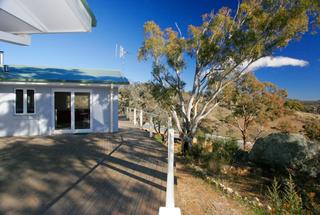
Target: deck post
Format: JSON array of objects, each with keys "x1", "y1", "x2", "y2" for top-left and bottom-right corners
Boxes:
[
  {"x1": 167, "y1": 116, "x2": 172, "y2": 129},
  {"x1": 126, "y1": 107, "x2": 129, "y2": 119},
  {"x1": 133, "y1": 108, "x2": 137, "y2": 126},
  {"x1": 139, "y1": 109, "x2": 143, "y2": 128},
  {"x1": 159, "y1": 128, "x2": 181, "y2": 215},
  {"x1": 149, "y1": 116, "x2": 153, "y2": 138}
]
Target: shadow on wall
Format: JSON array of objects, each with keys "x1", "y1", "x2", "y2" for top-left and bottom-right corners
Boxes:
[
  {"x1": 92, "y1": 90, "x2": 110, "y2": 132},
  {"x1": 0, "y1": 89, "x2": 50, "y2": 137}
]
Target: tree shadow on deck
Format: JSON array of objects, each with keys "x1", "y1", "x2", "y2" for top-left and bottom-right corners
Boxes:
[
  {"x1": 0, "y1": 126, "x2": 169, "y2": 215},
  {"x1": 0, "y1": 133, "x2": 124, "y2": 214}
]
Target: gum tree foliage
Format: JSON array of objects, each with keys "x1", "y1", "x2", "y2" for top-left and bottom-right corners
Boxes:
[
  {"x1": 138, "y1": 0, "x2": 320, "y2": 154},
  {"x1": 225, "y1": 73, "x2": 287, "y2": 149},
  {"x1": 119, "y1": 83, "x2": 169, "y2": 134}
]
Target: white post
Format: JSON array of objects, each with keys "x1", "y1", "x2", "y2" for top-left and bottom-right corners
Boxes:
[
  {"x1": 133, "y1": 108, "x2": 137, "y2": 126},
  {"x1": 139, "y1": 109, "x2": 143, "y2": 128},
  {"x1": 126, "y1": 107, "x2": 129, "y2": 119},
  {"x1": 110, "y1": 84, "x2": 114, "y2": 132},
  {"x1": 168, "y1": 116, "x2": 172, "y2": 129},
  {"x1": 129, "y1": 108, "x2": 132, "y2": 121},
  {"x1": 149, "y1": 116, "x2": 153, "y2": 138},
  {"x1": 159, "y1": 128, "x2": 181, "y2": 215}
]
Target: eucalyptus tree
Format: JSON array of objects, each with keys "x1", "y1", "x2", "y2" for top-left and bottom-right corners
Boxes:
[
  {"x1": 138, "y1": 0, "x2": 320, "y2": 154},
  {"x1": 225, "y1": 74, "x2": 287, "y2": 149}
]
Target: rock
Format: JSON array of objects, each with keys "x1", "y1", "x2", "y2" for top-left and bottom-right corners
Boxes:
[
  {"x1": 267, "y1": 205, "x2": 272, "y2": 211},
  {"x1": 226, "y1": 187, "x2": 233, "y2": 194},
  {"x1": 249, "y1": 133, "x2": 320, "y2": 171}
]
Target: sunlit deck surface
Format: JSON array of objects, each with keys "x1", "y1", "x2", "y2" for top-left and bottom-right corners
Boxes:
[{"x1": 0, "y1": 119, "x2": 167, "y2": 214}]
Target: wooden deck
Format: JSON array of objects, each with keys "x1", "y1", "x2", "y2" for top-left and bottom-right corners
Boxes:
[{"x1": 0, "y1": 119, "x2": 167, "y2": 215}]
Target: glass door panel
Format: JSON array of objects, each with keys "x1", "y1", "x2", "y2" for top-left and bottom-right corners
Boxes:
[
  {"x1": 75, "y1": 92, "x2": 90, "y2": 129},
  {"x1": 54, "y1": 92, "x2": 71, "y2": 129}
]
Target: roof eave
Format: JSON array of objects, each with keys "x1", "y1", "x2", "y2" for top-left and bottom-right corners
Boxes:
[{"x1": 81, "y1": 0, "x2": 97, "y2": 27}]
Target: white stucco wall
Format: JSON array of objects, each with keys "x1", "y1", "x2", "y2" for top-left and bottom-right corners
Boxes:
[{"x1": 0, "y1": 84, "x2": 118, "y2": 137}]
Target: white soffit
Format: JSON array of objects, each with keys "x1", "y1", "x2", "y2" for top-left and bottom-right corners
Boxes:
[{"x1": 0, "y1": 0, "x2": 93, "y2": 45}]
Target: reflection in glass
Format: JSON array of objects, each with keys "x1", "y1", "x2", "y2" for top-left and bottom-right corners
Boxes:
[
  {"x1": 27, "y1": 90, "x2": 35, "y2": 113},
  {"x1": 75, "y1": 93, "x2": 90, "y2": 129},
  {"x1": 54, "y1": 92, "x2": 71, "y2": 129},
  {"x1": 15, "y1": 89, "x2": 23, "y2": 114}
]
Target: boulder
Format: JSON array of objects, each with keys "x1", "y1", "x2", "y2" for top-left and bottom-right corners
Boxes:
[{"x1": 249, "y1": 133, "x2": 319, "y2": 171}]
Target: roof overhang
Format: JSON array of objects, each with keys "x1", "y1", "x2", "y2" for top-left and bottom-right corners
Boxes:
[
  {"x1": 0, "y1": 0, "x2": 96, "y2": 45},
  {"x1": 0, "y1": 81, "x2": 126, "y2": 88}
]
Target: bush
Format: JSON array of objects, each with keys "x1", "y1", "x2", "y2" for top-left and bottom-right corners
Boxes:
[
  {"x1": 187, "y1": 136, "x2": 240, "y2": 174},
  {"x1": 277, "y1": 119, "x2": 297, "y2": 133},
  {"x1": 285, "y1": 99, "x2": 305, "y2": 111},
  {"x1": 211, "y1": 138, "x2": 239, "y2": 163},
  {"x1": 303, "y1": 119, "x2": 320, "y2": 142},
  {"x1": 267, "y1": 176, "x2": 303, "y2": 215},
  {"x1": 190, "y1": 143, "x2": 204, "y2": 161},
  {"x1": 202, "y1": 138, "x2": 239, "y2": 174},
  {"x1": 195, "y1": 129, "x2": 206, "y2": 143},
  {"x1": 153, "y1": 133, "x2": 163, "y2": 143}
]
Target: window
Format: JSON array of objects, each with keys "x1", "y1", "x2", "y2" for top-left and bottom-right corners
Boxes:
[
  {"x1": 15, "y1": 89, "x2": 35, "y2": 114},
  {"x1": 15, "y1": 89, "x2": 24, "y2": 114},
  {"x1": 27, "y1": 90, "x2": 35, "y2": 113}
]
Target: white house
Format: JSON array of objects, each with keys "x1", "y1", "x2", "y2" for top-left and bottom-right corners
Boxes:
[{"x1": 0, "y1": 63, "x2": 129, "y2": 137}]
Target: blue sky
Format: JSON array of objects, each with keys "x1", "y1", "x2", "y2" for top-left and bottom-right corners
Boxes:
[{"x1": 0, "y1": 0, "x2": 319, "y2": 100}]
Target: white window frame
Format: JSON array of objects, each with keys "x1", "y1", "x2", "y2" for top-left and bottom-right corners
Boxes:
[
  {"x1": 52, "y1": 88, "x2": 93, "y2": 134},
  {"x1": 14, "y1": 88, "x2": 36, "y2": 115}
]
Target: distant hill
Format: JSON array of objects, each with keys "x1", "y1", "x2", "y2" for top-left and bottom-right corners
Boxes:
[{"x1": 300, "y1": 100, "x2": 320, "y2": 114}]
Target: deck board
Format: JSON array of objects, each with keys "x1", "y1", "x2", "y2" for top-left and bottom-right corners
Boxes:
[{"x1": 0, "y1": 120, "x2": 167, "y2": 215}]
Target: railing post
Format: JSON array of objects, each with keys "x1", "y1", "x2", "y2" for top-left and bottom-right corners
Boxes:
[
  {"x1": 126, "y1": 107, "x2": 129, "y2": 120},
  {"x1": 133, "y1": 108, "x2": 137, "y2": 126},
  {"x1": 159, "y1": 128, "x2": 181, "y2": 215},
  {"x1": 149, "y1": 116, "x2": 153, "y2": 138},
  {"x1": 139, "y1": 109, "x2": 143, "y2": 128},
  {"x1": 167, "y1": 116, "x2": 172, "y2": 129}
]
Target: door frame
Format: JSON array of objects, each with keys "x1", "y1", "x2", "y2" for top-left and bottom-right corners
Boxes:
[{"x1": 52, "y1": 88, "x2": 93, "y2": 134}]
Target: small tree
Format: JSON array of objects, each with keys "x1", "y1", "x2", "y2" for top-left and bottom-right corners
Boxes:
[
  {"x1": 226, "y1": 74, "x2": 287, "y2": 148},
  {"x1": 285, "y1": 99, "x2": 305, "y2": 112},
  {"x1": 138, "y1": 0, "x2": 320, "y2": 154}
]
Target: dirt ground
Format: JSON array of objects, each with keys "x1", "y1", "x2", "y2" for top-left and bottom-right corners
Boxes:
[{"x1": 175, "y1": 162, "x2": 254, "y2": 215}]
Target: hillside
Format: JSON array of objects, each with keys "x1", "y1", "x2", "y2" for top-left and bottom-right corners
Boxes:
[{"x1": 199, "y1": 105, "x2": 320, "y2": 145}]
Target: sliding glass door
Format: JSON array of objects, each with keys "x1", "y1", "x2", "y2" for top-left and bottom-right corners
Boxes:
[
  {"x1": 54, "y1": 92, "x2": 71, "y2": 130},
  {"x1": 75, "y1": 92, "x2": 90, "y2": 129},
  {"x1": 54, "y1": 90, "x2": 91, "y2": 132}
]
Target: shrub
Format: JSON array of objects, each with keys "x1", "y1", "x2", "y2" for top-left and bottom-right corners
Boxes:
[
  {"x1": 277, "y1": 119, "x2": 297, "y2": 133},
  {"x1": 202, "y1": 138, "x2": 239, "y2": 174},
  {"x1": 285, "y1": 99, "x2": 305, "y2": 111},
  {"x1": 190, "y1": 143, "x2": 204, "y2": 161},
  {"x1": 153, "y1": 133, "x2": 163, "y2": 143},
  {"x1": 195, "y1": 129, "x2": 206, "y2": 143},
  {"x1": 303, "y1": 119, "x2": 320, "y2": 142},
  {"x1": 267, "y1": 176, "x2": 303, "y2": 215},
  {"x1": 210, "y1": 138, "x2": 239, "y2": 164}
]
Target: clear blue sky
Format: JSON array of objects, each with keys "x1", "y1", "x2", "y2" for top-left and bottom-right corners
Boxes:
[{"x1": 1, "y1": 0, "x2": 319, "y2": 100}]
